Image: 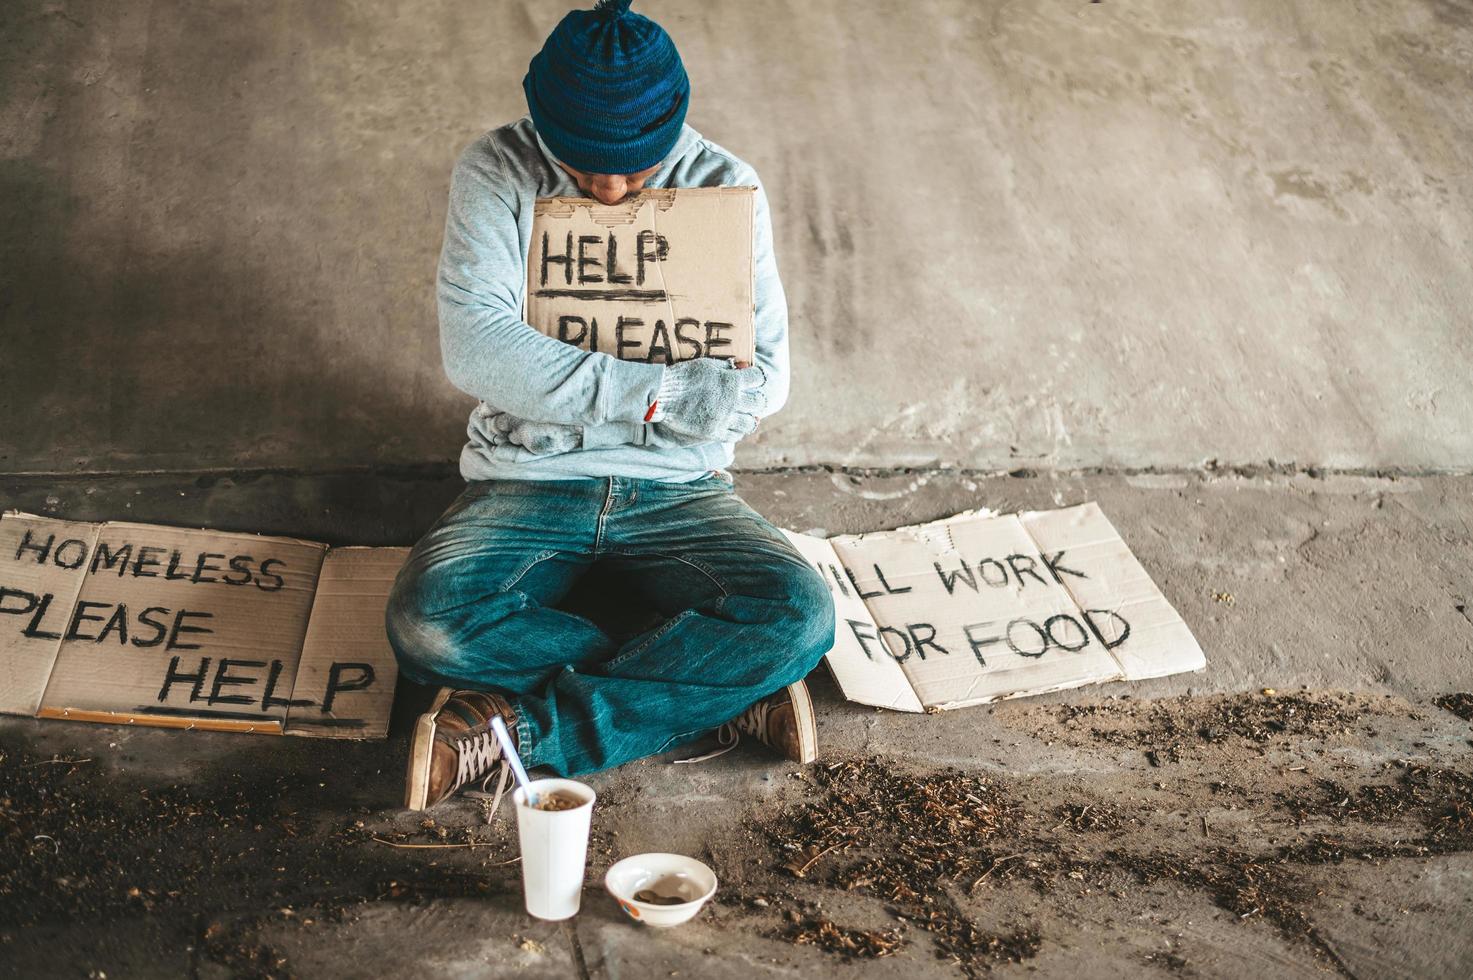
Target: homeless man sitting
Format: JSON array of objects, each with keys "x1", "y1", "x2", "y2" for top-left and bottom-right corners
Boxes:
[{"x1": 385, "y1": 0, "x2": 835, "y2": 811}]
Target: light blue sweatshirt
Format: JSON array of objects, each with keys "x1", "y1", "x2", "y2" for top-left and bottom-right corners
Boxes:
[{"x1": 439, "y1": 117, "x2": 789, "y2": 483}]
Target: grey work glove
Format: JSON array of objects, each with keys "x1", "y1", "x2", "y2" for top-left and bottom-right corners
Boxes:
[
  {"x1": 650, "y1": 358, "x2": 767, "y2": 442},
  {"x1": 485, "y1": 413, "x2": 582, "y2": 456}
]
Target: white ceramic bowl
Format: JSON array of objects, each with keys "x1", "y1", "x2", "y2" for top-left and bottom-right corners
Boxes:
[{"x1": 604, "y1": 853, "x2": 718, "y2": 927}]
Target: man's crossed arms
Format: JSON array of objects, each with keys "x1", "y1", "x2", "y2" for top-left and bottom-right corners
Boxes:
[{"x1": 481, "y1": 356, "x2": 769, "y2": 456}]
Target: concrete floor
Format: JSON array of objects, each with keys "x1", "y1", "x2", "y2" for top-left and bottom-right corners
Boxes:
[
  {"x1": 2, "y1": 468, "x2": 1470, "y2": 978},
  {"x1": 5, "y1": 0, "x2": 1473, "y2": 976},
  {"x1": 4, "y1": 0, "x2": 1473, "y2": 474}
]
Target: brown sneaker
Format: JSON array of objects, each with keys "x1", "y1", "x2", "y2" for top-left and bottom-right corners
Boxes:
[
  {"x1": 732, "y1": 679, "x2": 818, "y2": 764},
  {"x1": 405, "y1": 688, "x2": 518, "y2": 811}
]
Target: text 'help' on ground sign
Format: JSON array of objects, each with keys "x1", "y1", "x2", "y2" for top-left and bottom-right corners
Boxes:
[
  {"x1": 524, "y1": 187, "x2": 756, "y2": 365},
  {"x1": 0, "y1": 512, "x2": 407, "y2": 739}
]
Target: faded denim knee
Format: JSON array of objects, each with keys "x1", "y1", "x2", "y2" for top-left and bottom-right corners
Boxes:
[
  {"x1": 384, "y1": 564, "x2": 449, "y2": 686},
  {"x1": 783, "y1": 561, "x2": 837, "y2": 676},
  {"x1": 746, "y1": 560, "x2": 836, "y2": 690}
]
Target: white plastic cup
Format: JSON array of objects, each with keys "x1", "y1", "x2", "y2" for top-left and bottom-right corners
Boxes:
[{"x1": 512, "y1": 777, "x2": 596, "y2": 920}]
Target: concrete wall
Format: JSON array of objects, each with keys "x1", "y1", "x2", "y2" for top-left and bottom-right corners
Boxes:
[{"x1": 4, "y1": 0, "x2": 1471, "y2": 475}]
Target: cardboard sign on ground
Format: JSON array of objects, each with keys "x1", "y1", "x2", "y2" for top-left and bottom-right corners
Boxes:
[
  {"x1": 0, "y1": 512, "x2": 407, "y2": 738},
  {"x1": 524, "y1": 187, "x2": 756, "y2": 364},
  {"x1": 783, "y1": 502, "x2": 1205, "y2": 711}
]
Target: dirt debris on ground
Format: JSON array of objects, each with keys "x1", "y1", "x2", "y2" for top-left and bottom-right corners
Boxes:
[
  {"x1": 731, "y1": 757, "x2": 1035, "y2": 975},
  {"x1": 710, "y1": 691, "x2": 1473, "y2": 978},
  {"x1": 0, "y1": 739, "x2": 525, "y2": 978},
  {"x1": 1435, "y1": 693, "x2": 1473, "y2": 723},
  {"x1": 1032, "y1": 690, "x2": 1416, "y2": 764},
  {"x1": 3, "y1": 689, "x2": 1471, "y2": 978}
]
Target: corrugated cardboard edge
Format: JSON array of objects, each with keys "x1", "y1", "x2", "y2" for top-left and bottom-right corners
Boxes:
[
  {"x1": 284, "y1": 546, "x2": 407, "y2": 740},
  {"x1": 35, "y1": 706, "x2": 284, "y2": 735},
  {"x1": 3, "y1": 511, "x2": 330, "y2": 552},
  {"x1": 1018, "y1": 502, "x2": 1207, "y2": 681},
  {"x1": 924, "y1": 675, "x2": 1131, "y2": 712},
  {"x1": 780, "y1": 528, "x2": 925, "y2": 714},
  {"x1": 531, "y1": 185, "x2": 756, "y2": 219},
  {"x1": 813, "y1": 502, "x2": 1207, "y2": 712},
  {"x1": 0, "y1": 512, "x2": 101, "y2": 715},
  {"x1": 35, "y1": 519, "x2": 328, "y2": 734},
  {"x1": 1, "y1": 511, "x2": 397, "y2": 738}
]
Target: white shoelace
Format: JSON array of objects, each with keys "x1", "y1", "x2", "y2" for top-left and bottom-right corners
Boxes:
[
  {"x1": 674, "y1": 699, "x2": 772, "y2": 765},
  {"x1": 674, "y1": 723, "x2": 739, "y2": 765},
  {"x1": 454, "y1": 730, "x2": 514, "y2": 817},
  {"x1": 454, "y1": 729, "x2": 503, "y2": 787}
]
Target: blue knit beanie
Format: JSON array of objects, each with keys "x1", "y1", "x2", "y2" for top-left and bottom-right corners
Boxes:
[{"x1": 523, "y1": 0, "x2": 690, "y2": 175}]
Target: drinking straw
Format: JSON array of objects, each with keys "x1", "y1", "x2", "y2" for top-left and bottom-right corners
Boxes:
[{"x1": 491, "y1": 715, "x2": 537, "y2": 806}]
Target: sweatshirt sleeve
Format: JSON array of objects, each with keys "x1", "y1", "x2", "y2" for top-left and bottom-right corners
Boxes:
[
  {"x1": 437, "y1": 144, "x2": 665, "y2": 426},
  {"x1": 747, "y1": 170, "x2": 791, "y2": 418}
]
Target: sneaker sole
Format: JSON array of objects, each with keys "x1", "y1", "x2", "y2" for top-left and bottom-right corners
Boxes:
[
  {"x1": 404, "y1": 687, "x2": 453, "y2": 811},
  {"x1": 787, "y1": 679, "x2": 818, "y2": 764}
]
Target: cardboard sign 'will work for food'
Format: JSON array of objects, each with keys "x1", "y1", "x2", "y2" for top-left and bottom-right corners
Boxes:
[
  {"x1": 525, "y1": 187, "x2": 756, "y2": 364},
  {"x1": 0, "y1": 512, "x2": 406, "y2": 738},
  {"x1": 782, "y1": 503, "x2": 1206, "y2": 711}
]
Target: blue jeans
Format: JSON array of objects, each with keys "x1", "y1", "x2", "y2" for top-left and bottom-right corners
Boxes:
[{"x1": 385, "y1": 473, "x2": 835, "y2": 776}]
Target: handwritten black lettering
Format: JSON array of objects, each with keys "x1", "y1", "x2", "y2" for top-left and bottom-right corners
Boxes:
[
  {"x1": 1005, "y1": 554, "x2": 1048, "y2": 588},
  {"x1": 222, "y1": 555, "x2": 255, "y2": 587},
  {"x1": 322, "y1": 663, "x2": 375, "y2": 713},
  {"x1": 962, "y1": 621, "x2": 1003, "y2": 667},
  {"x1": 157, "y1": 656, "x2": 211, "y2": 703},
  {"x1": 14, "y1": 529, "x2": 53, "y2": 564},
  {"x1": 164, "y1": 549, "x2": 192, "y2": 582},
  {"x1": 53, "y1": 538, "x2": 89, "y2": 570},
  {"x1": 846, "y1": 619, "x2": 881, "y2": 661},
  {"x1": 133, "y1": 546, "x2": 165, "y2": 578},
  {"x1": 634, "y1": 229, "x2": 669, "y2": 285},
  {"x1": 90, "y1": 541, "x2": 132, "y2": 575},
  {"x1": 96, "y1": 604, "x2": 131, "y2": 645},
  {"x1": 256, "y1": 559, "x2": 286, "y2": 592},
  {"x1": 1005, "y1": 618, "x2": 1049, "y2": 658},
  {"x1": 1043, "y1": 613, "x2": 1091, "y2": 652},
  {"x1": 208, "y1": 658, "x2": 264, "y2": 706},
  {"x1": 645, "y1": 319, "x2": 674, "y2": 363},
  {"x1": 878, "y1": 625, "x2": 914, "y2": 664},
  {"x1": 673, "y1": 318, "x2": 703, "y2": 358},
  {"x1": 1083, "y1": 609, "x2": 1131, "y2": 650},
  {"x1": 131, "y1": 607, "x2": 170, "y2": 648},
  {"x1": 933, "y1": 560, "x2": 978, "y2": 595},
  {"x1": 576, "y1": 234, "x2": 604, "y2": 283},
  {"x1": 64, "y1": 600, "x2": 111, "y2": 642},
  {"x1": 557, "y1": 314, "x2": 589, "y2": 348},
  {"x1": 192, "y1": 552, "x2": 225, "y2": 584},
  {"x1": 540, "y1": 230, "x2": 574, "y2": 286},
  {"x1": 166, "y1": 609, "x2": 214, "y2": 650},
  {"x1": 976, "y1": 558, "x2": 1009, "y2": 588},
  {"x1": 1042, "y1": 550, "x2": 1087, "y2": 584},
  {"x1": 263, "y1": 660, "x2": 314, "y2": 711},
  {"x1": 905, "y1": 622, "x2": 948, "y2": 660},
  {"x1": 615, "y1": 316, "x2": 644, "y2": 360}
]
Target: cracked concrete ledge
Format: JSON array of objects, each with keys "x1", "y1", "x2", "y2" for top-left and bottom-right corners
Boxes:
[
  {"x1": 3, "y1": 466, "x2": 1469, "y2": 700},
  {"x1": 4, "y1": 462, "x2": 1471, "y2": 481}
]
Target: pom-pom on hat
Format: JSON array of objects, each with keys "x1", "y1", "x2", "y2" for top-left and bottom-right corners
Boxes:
[{"x1": 523, "y1": 0, "x2": 690, "y2": 175}]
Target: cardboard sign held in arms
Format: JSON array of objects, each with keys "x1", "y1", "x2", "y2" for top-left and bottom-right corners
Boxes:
[
  {"x1": 0, "y1": 512, "x2": 406, "y2": 739},
  {"x1": 783, "y1": 503, "x2": 1206, "y2": 711},
  {"x1": 525, "y1": 187, "x2": 756, "y2": 364}
]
